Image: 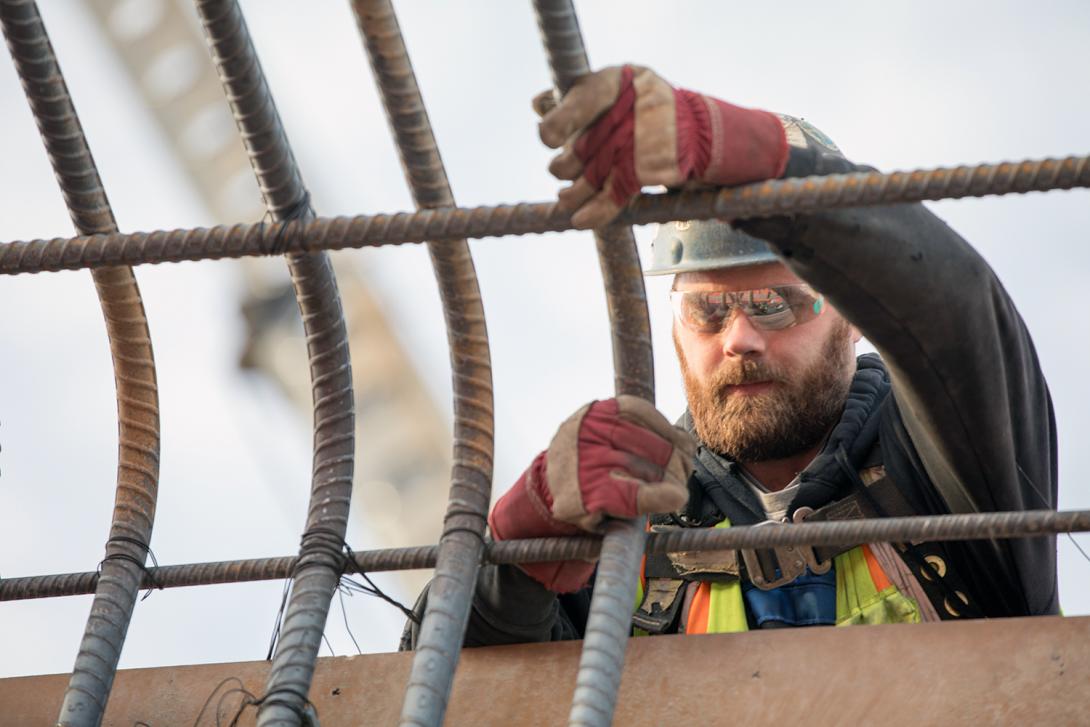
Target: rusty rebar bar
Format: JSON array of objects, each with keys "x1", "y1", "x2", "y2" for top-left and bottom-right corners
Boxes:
[
  {"x1": 349, "y1": 3, "x2": 496, "y2": 725},
  {"x1": 2, "y1": 509, "x2": 1086, "y2": 602},
  {"x1": 0, "y1": 154, "x2": 1086, "y2": 276},
  {"x1": 531, "y1": 3, "x2": 653, "y2": 725},
  {"x1": 194, "y1": 3, "x2": 356, "y2": 725},
  {"x1": 0, "y1": 3, "x2": 162, "y2": 725}
]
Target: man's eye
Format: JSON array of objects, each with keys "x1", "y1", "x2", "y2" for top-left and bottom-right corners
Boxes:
[
  {"x1": 685, "y1": 297, "x2": 728, "y2": 329},
  {"x1": 691, "y1": 304, "x2": 722, "y2": 326}
]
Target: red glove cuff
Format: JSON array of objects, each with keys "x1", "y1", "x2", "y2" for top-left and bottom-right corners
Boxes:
[
  {"x1": 490, "y1": 452, "x2": 580, "y2": 541},
  {"x1": 489, "y1": 452, "x2": 594, "y2": 593},
  {"x1": 683, "y1": 91, "x2": 789, "y2": 185},
  {"x1": 674, "y1": 87, "x2": 712, "y2": 181}
]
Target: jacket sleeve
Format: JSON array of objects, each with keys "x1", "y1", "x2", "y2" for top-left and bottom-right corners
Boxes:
[
  {"x1": 400, "y1": 563, "x2": 588, "y2": 650},
  {"x1": 739, "y1": 144, "x2": 1059, "y2": 615}
]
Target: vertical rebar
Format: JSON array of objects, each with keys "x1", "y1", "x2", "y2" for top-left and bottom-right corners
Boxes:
[
  {"x1": 0, "y1": 2, "x2": 162, "y2": 725},
  {"x1": 349, "y1": 3, "x2": 495, "y2": 725},
  {"x1": 194, "y1": 2, "x2": 356, "y2": 725},
  {"x1": 532, "y1": 2, "x2": 654, "y2": 725}
]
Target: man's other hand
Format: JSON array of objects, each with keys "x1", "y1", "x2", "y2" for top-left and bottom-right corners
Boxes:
[
  {"x1": 535, "y1": 65, "x2": 789, "y2": 228},
  {"x1": 488, "y1": 396, "x2": 696, "y2": 592}
]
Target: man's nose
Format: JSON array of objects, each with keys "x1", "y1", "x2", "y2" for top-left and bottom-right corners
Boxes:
[{"x1": 719, "y1": 311, "x2": 767, "y2": 357}]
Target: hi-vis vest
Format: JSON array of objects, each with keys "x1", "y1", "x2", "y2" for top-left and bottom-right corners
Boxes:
[{"x1": 633, "y1": 519, "x2": 924, "y2": 635}]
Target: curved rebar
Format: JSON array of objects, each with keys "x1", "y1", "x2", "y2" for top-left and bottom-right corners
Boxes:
[
  {"x1": 349, "y1": 3, "x2": 495, "y2": 725},
  {"x1": 0, "y1": 3, "x2": 161, "y2": 725},
  {"x1": 531, "y1": 3, "x2": 652, "y2": 725},
  {"x1": 1, "y1": 154, "x2": 1086, "y2": 275},
  {"x1": 194, "y1": 3, "x2": 355, "y2": 725},
  {"x1": 4, "y1": 509, "x2": 1086, "y2": 601}
]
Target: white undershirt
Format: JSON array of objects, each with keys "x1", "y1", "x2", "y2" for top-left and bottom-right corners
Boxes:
[{"x1": 737, "y1": 468, "x2": 801, "y2": 523}]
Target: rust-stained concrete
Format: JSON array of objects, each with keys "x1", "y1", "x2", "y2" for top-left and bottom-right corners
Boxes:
[{"x1": 3, "y1": 615, "x2": 1087, "y2": 725}]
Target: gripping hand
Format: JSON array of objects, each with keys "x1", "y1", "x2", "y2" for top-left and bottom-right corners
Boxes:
[
  {"x1": 536, "y1": 65, "x2": 789, "y2": 228},
  {"x1": 489, "y1": 396, "x2": 696, "y2": 592}
]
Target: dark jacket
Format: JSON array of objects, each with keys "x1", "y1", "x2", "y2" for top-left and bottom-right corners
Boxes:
[{"x1": 402, "y1": 142, "x2": 1059, "y2": 648}]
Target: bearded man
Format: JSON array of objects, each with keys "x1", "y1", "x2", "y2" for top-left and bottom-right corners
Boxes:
[{"x1": 404, "y1": 66, "x2": 1058, "y2": 645}]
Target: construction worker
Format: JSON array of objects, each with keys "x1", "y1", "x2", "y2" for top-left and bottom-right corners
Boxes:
[{"x1": 404, "y1": 65, "x2": 1058, "y2": 644}]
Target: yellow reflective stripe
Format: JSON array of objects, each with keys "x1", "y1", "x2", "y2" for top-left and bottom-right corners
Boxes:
[
  {"x1": 632, "y1": 556, "x2": 647, "y2": 637},
  {"x1": 836, "y1": 546, "x2": 873, "y2": 621},
  {"x1": 835, "y1": 545, "x2": 921, "y2": 626},
  {"x1": 699, "y1": 519, "x2": 749, "y2": 634},
  {"x1": 705, "y1": 580, "x2": 749, "y2": 633}
]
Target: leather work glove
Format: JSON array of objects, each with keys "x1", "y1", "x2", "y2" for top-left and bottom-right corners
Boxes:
[
  {"x1": 535, "y1": 65, "x2": 789, "y2": 228},
  {"x1": 488, "y1": 396, "x2": 697, "y2": 593}
]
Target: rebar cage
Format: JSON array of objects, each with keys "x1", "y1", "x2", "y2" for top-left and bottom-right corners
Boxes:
[{"x1": 1, "y1": 1, "x2": 1089, "y2": 725}]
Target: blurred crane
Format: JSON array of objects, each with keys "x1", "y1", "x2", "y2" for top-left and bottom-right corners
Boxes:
[{"x1": 84, "y1": 0, "x2": 451, "y2": 594}]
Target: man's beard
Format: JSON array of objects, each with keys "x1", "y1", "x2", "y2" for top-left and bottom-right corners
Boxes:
[{"x1": 677, "y1": 319, "x2": 855, "y2": 463}]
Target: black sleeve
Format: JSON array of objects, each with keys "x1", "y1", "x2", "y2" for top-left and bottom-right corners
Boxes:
[
  {"x1": 399, "y1": 564, "x2": 589, "y2": 650},
  {"x1": 739, "y1": 145, "x2": 1059, "y2": 616}
]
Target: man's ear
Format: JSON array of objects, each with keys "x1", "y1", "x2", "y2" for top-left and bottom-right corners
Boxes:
[{"x1": 850, "y1": 324, "x2": 863, "y2": 344}]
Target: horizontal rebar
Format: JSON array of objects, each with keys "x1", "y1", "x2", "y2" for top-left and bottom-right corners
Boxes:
[
  {"x1": 0, "y1": 155, "x2": 1086, "y2": 276},
  {"x1": 2, "y1": 509, "x2": 1085, "y2": 602}
]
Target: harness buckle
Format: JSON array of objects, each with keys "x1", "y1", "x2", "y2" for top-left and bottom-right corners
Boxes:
[
  {"x1": 740, "y1": 521, "x2": 808, "y2": 590},
  {"x1": 793, "y1": 506, "x2": 833, "y2": 575},
  {"x1": 740, "y1": 508, "x2": 832, "y2": 590}
]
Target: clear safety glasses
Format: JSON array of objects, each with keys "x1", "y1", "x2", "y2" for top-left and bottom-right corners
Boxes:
[{"x1": 670, "y1": 284, "x2": 825, "y2": 334}]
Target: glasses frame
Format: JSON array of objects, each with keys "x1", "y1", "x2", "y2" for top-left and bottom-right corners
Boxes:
[{"x1": 669, "y1": 283, "x2": 825, "y2": 334}]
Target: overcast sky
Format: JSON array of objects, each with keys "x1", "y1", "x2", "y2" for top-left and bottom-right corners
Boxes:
[{"x1": 1, "y1": 0, "x2": 1088, "y2": 680}]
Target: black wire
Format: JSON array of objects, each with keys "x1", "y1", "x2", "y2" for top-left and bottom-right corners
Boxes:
[
  {"x1": 297, "y1": 525, "x2": 421, "y2": 624},
  {"x1": 1016, "y1": 461, "x2": 1055, "y2": 510},
  {"x1": 1016, "y1": 462, "x2": 1090, "y2": 568},
  {"x1": 268, "y1": 526, "x2": 340, "y2": 658},
  {"x1": 267, "y1": 525, "x2": 419, "y2": 662},
  {"x1": 262, "y1": 191, "x2": 314, "y2": 256},
  {"x1": 98, "y1": 535, "x2": 162, "y2": 601},
  {"x1": 295, "y1": 526, "x2": 352, "y2": 573},
  {"x1": 266, "y1": 578, "x2": 293, "y2": 661},
  {"x1": 191, "y1": 677, "x2": 255, "y2": 727},
  {"x1": 244, "y1": 688, "x2": 320, "y2": 727},
  {"x1": 191, "y1": 679, "x2": 318, "y2": 727},
  {"x1": 217, "y1": 688, "x2": 258, "y2": 727},
  {"x1": 341, "y1": 550, "x2": 420, "y2": 625},
  {"x1": 1069, "y1": 534, "x2": 1090, "y2": 565},
  {"x1": 337, "y1": 582, "x2": 363, "y2": 654}
]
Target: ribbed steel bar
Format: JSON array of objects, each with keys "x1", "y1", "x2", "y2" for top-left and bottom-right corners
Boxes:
[
  {"x1": 0, "y1": 3, "x2": 162, "y2": 725},
  {"x1": 349, "y1": 3, "x2": 495, "y2": 726},
  {"x1": 532, "y1": 3, "x2": 652, "y2": 725},
  {"x1": 4, "y1": 509, "x2": 1086, "y2": 602},
  {"x1": 1, "y1": 154, "x2": 1087, "y2": 276},
  {"x1": 194, "y1": 3, "x2": 355, "y2": 725}
]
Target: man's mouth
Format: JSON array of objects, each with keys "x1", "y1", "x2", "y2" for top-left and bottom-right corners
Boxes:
[{"x1": 720, "y1": 380, "x2": 775, "y2": 396}]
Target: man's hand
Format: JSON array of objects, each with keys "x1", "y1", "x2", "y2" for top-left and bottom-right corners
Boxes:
[
  {"x1": 488, "y1": 396, "x2": 697, "y2": 592},
  {"x1": 535, "y1": 65, "x2": 789, "y2": 228}
]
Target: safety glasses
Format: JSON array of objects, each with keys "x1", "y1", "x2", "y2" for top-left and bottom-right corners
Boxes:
[{"x1": 670, "y1": 284, "x2": 825, "y2": 333}]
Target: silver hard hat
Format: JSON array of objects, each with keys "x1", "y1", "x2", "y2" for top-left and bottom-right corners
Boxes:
[
  {"x1": 646, "y1": 219, "x2": 777, "y2": 276},
  {"x1": 645, "y1": 115, "x2": 842, "y2": 277}
]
